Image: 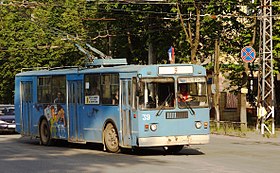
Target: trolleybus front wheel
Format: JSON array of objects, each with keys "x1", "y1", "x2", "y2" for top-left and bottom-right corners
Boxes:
[
  {"x1": 104, "y1": 123, "x2": 120, "y2": 153},
  {"x1": 39, "y1": 119, "x2": 53, "y2": 146}
]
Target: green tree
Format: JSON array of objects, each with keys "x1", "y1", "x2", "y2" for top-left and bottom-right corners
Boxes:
[
  {"x1": 0, "y1": 0, "x2": 279, "y2": 104},
  {"x1": 274, "y1": 1, "x2": 280, "y2": 60},
  {"x1": 0, "y1": 0, "x2": 91, "y2": 103},
  {"x1": 94, "y1": 1, "x2": 181, "y2": 64}
]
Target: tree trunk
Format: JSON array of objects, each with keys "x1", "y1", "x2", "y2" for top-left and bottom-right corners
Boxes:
[{"x1": 176, "y1": 1, "x2": 200, "y2": 64}]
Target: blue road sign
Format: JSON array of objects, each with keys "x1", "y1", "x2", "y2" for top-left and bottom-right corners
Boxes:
[{"x1": 241, "y1": 46, "x2": 256, "y2": 63}]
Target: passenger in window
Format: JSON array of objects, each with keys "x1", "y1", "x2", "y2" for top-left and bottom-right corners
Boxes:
[
  {"x1": 112, "y1": 90, "x2": 119, "y2": 105},
  {"x1": 90, "y1": 82, "x2": 100, "y2": 95},
  {"x1": 54, "y1": 92, "x2": 64, "y2": 103}
]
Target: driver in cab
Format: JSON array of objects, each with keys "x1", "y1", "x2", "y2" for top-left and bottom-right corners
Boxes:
[{"x1": 177, "y1": 84, "x2": 192, "y2": 103}]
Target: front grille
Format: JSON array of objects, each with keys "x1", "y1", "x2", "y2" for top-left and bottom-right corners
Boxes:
[
  {"x1": 0, "y1": 118, "x2": 14, "y2": 123},
  {"x1": 6, "y1": 119, "x2": 14, "y2": 123},
  {"x1": 166, "y1": 111, "x2": 188, "y2": 119}
]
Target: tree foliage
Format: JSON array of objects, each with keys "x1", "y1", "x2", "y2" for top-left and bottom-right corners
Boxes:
[{"x1": 0, "y1": 0, "x2": 279, "y2": 103}]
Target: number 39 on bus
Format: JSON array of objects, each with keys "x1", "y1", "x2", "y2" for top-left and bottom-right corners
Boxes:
[{"x1": 15, "y1": 59, "x2": 210, "y2": 153}]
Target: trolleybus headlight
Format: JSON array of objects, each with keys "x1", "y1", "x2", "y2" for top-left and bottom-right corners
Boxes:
[
  {"x1": 195, "y1": 121, "x2": 202, "y2": 129},
  {"x1": 150, "y1": 124, "x2": 157, "y2": 131}
]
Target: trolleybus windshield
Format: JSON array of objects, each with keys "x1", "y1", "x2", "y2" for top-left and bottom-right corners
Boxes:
[
  {"x1": 138, "y1": 77, "x2": 208, "y2": 110},
  {"x1": 177, "y1": 77, "x2": 208, "y2": 109}
]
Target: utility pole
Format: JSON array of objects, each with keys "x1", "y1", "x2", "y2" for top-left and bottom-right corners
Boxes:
[
  {"x1": 258, "y1": 0, "x2": 275, "y2": 135},
  {"x1": 214, "y1": 39, "x2": 220, "y2": 128},
  {"x1": 148, "y1": 42, "x2": 155, "y2": 64}
]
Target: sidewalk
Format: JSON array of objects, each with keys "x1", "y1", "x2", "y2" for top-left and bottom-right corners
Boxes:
[
  {"x1": 242, "y1": 130, "x2": 280, "y2": 143},
  {"x1": 212, "y1": 130, "x2": 280, "y2": 144},
  {"x1": 211, "y1": 121, "x2": 280, "y2": 143}
]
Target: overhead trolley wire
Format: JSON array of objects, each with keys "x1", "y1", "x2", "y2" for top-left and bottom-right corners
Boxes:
[{"x1": 1, "y1": 1, "x2": 279, "y2": 19}]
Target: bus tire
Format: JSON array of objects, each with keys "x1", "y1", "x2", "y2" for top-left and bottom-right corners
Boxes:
[
  {"x1": 164, "y1": 145, "x2": 184, "y2": 154},
  {"x1": 104, "y1": 123, "x2": 120, "y2": 153},
  {"x1": 39, "y1": 119, "x2": 53, "y2": 146}
]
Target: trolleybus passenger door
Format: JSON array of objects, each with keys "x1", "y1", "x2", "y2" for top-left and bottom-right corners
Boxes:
[
  {"x1": 120, "y1": 79, "x2": 132, "y2": 147},
  {"x1": 67, "y1": 80, "x2": 83, "y2": 142},
  {"x1": 21, "y1": 81, "x2": 33, "y2": 135}
]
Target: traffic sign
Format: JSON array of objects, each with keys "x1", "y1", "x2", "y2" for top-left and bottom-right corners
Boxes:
[{"x1": 241, "y1": 46, "x2": 256, "y2": 63}]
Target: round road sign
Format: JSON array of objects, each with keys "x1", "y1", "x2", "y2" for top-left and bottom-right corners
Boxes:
[{"x1": 241, "y1": 46, "x2": 256, "y2": 63}]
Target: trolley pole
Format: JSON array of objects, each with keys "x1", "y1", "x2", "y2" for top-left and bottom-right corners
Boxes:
[{"x1": 258, "y1": 0, "x2": 275, "y2": 135}]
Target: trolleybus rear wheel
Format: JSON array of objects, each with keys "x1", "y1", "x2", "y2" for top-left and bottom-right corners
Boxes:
[
  {"x1": 40, "y1": 119, "x2": 52, "y2": 146},
  {"x1": 164, "y1": 145, "x2": 184, "y2": 154},
  {"x1": 104, "y1": 123, "x2": 120, "y2": 153}
]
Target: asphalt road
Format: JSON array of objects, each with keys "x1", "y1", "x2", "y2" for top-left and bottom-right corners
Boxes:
[{"x1": 0, "y1": 133, "x2": 279, "y2": 173}]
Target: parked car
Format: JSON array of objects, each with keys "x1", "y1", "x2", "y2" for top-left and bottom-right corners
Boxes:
[{"x1": 0, "y1": 106, "x2": 16, "y2": 134}]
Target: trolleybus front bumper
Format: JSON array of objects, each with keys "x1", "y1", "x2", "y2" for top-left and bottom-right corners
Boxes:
[{"x1": 137, "y1": 134, "x2": 209, "y2": 147}]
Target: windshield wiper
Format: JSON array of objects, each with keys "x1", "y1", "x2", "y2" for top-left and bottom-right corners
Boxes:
[
  {"x1": 179, "y1": 98, "x2": 195, "y2": 115},
  {"x1": 186, "y1": 101, "x2": 195, "y2": 115},
  {"x1": 156, "y1": 93, "x2": 173, "y2": 116}
]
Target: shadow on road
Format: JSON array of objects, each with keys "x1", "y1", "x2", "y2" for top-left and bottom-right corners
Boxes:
[
  {"x1": 121, "y1": 147, "x2": 204, "y2": 156},
  {"x1": 16, "y1": 135, "x2": 205, "y2": 156},
  {"x1": 0, "y1": 134, "x2": 207, "y2": 173}
]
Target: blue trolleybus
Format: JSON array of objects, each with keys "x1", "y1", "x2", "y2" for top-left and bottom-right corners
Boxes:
[{"x1": 15, "y1": 59, "x2": 210, "y2": 153}]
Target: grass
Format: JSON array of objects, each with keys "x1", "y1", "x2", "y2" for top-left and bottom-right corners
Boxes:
[
  {"x1": 210, "y1": 121, "x2": 279, "y2": 138},
  {"x1": 210, "y1": 121, "x2": 251, "y2": 137}
]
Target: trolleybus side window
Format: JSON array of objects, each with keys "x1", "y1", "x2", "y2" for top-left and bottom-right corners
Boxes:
[
  {"x1": 52, "y1": 76, "x2": 66, "y2": 103},
  {"x1": 85, "y1": 74, "x2": 100, "y2": 96},
  {"x1": 132, "y1": 77, "x2": 137, "y2": 110},
  {"x1": 22, "y1": 82, "x2": 32, "y2": 102},
  {"x1": 84, "y1": 74, "x2": 100, "y2": 105},
  {"x1": 38, "y1": 76, "x2": 51, "y2": 103},
  {"x1": 111, "y1": 74, "x2": 119, "y2": 105},
  {"x1": 101, "y1": 74, "x2": 119, "y2": 105},
  {"x1": 128, "y1": 80, "x2": 131, "y2": 105},
  {"x1": 37, "y1": 76, "x2": 66, "y2": 104}
]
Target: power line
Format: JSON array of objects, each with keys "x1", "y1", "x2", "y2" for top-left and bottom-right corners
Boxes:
[
  {"x1": 92, "y1": 0, "x2": 263, "y2": 6},
  {"x1": 2, "y1": 1, "x2": 280, "y2": 9},
  {"x1": 97, "y1": 7, "x2": 280, "y2": 19},
  {"x1": 1, "y1": 1, "x2": 279, "y2": 19}
]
